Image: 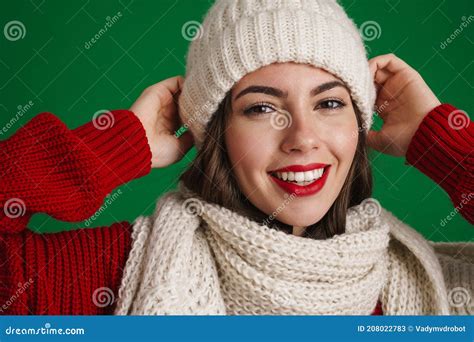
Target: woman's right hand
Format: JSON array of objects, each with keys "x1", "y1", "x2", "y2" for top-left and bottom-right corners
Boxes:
[{"x1": 130, "y1": 76, "x2": 195, "y2": 168}]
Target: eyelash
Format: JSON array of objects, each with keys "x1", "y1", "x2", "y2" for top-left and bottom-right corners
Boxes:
[{"x1": 243, "y1": 98, "x2": 346, "y2": 116}]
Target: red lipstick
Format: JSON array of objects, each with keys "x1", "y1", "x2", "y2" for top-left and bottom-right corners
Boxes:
[
  {"x1": 270, "y1": 163, "x2": 329, "y2": 173},
  {"x1": 268, "y1": 164, "x2": 331, "y2": 197}
]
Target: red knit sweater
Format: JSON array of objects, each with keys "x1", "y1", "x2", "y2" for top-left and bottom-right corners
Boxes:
[{"x1": 0, "y1": 104, "x2": 472, "y2": 315}]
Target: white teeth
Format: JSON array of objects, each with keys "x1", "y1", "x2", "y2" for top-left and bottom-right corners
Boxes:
[
  {"x1": 294, "y1": 172, "x2": 305, "y2": 182},
  {"x1": 304, "y1": 171, "x2": 313, "y2": 181},
  {"x1": 274, "y1": 168, "x2": 325, "y2": 183},
  {"x1": 287, "y1": 172, "x2": 294, "y2": 181}
]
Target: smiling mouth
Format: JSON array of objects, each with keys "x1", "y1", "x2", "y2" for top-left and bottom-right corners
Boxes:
[
  {"x1": 267, "y1": 165, "x2": 331, "y2": 197},
  {"x1": 268, "y1": 165, "x2": 330, "y2": 186}
]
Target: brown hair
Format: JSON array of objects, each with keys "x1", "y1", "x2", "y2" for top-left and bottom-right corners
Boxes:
[{"x1": 179, "y1": 90, "x2": 372, "y2": 239}]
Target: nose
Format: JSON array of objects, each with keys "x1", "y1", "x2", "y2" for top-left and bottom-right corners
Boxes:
[{"x1": 279, "y1": 109, "x2": 323, "y2": 154}]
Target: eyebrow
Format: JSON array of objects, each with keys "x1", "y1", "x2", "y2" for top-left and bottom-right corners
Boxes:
[{"x1": 233, "y1": 81, "x2": 349, "y2": 102}]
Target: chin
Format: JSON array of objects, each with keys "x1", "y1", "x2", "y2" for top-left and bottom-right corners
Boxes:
[{"x1": 278, "y1": 213, "x2": 326, "y2": 227}]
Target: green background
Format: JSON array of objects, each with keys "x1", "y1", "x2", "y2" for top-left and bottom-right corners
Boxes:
[{"x1": 0, "y1": 0, "x2": 472, "y2": 242}]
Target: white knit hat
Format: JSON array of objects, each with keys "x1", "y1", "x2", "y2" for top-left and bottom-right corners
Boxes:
[{"x1": 178, "y1": 0, "x2": 376, "y2": 150}]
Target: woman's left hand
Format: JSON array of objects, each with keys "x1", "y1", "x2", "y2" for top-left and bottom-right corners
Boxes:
[{"x1": 367, "y1": 53, "x2": 441, "y2": 157}]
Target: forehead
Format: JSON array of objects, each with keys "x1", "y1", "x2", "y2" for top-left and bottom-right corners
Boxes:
[{"x1": 232, "y1": 62, "x2": 343, "y2": 94}]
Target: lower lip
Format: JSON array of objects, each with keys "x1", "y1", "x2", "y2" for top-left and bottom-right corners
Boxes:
[{"x1": 268, "y1": 166, "x2": 331, "y2": 197}]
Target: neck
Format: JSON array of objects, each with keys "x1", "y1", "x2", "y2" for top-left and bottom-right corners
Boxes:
[{"x1": 292, "y1": 226, "x2": 306, "y2": 236}]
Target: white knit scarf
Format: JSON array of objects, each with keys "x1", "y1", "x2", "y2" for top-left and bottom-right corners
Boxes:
[{"x1": 114, "y1": 182, "x2": 454, "y2": 315}]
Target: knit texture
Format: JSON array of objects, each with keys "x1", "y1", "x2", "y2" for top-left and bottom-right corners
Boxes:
[
  {"x1": 115, "y1": 182, "x2": 474, "y2": 315},
  {"x1": 406, "y1": 103, "x2": 474, "y2": 223},
  {"x1": 0, "y1": 109, "x2": 151, "y2": 314},
  {"x1": 178, "y1": 0, "x2": 376, "y2": 150},
  {"x1": 1, "y1": 104, "x2": 471, "y2": 315}
]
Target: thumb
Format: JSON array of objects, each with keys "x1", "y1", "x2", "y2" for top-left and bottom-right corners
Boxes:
[{"x1": 367, "y1": 130, "x2": 385, "y2": 152}]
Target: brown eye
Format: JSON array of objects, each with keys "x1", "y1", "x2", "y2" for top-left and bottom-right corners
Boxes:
[
  {"x1": 317, "y1": 99, "x2": 345, "y2": 110},
  {"x1": 243, "y1": 103, "x2": 276, "y2": 115}
]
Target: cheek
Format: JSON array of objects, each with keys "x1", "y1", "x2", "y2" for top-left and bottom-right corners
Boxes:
[
  {"x1": 331, "y1": 125, "x2": 359, "y2": 161},
  {"x1": 323, "y1": 116, "x2": 359, "y2": 181},
  {"x1": 225, "y1": 119, "x2": 274, "y2": 187}
]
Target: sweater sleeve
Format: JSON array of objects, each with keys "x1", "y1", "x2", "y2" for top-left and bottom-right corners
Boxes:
[
  {"x1": 0, "y1": 110, "x2": 152, "y2": 314},
  {"x1": 0, "y1": 110, "x2": 152, "y2": 233},
  {"x1": 405, "y1": 103, "x2": 474, "y2": 225}
]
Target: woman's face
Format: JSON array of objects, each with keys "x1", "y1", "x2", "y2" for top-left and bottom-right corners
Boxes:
[{"x1": 225, "y1": 62, "x2": 359, "y2": 228}]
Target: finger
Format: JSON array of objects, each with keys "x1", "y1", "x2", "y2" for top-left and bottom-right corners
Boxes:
[
  {"x1": 368, "y1": 59, "x2": 378, "y2": 80},
  {"x1": 176, "y1": 76, "x2": 184, "y2": 91},
  {"x1": 373, "y1": 68, "x2": 393, "y2": 87},
  {"x1": 369, "y1": 53, "x2": 411, "y2": 74},
  {"x1": 369, "y1": 54, "x2": 412, "y2": 86},
  {"x1": 367, "y1": 130, "x2": 384, "y2": 152},
  {"x1": 374, "y1": 104, "x2": 390, "y2": 121},
  {"x1": 148, "y1": 75, "x2": 184, "y2": 95},
  {"x1": 146, "y1": 76, "x2": 184, "y2": 108},
  {"x1": 369, "y1": 57, "x2": 393, "y2": 91}
]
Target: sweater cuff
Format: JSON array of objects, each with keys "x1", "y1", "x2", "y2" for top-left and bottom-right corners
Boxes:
[
  {"x1": 405, "y1": 103, "x2": 473, "y2": 221},
  {"x1": 72, "y1": 110, "x2": 152, "y2": 194}
]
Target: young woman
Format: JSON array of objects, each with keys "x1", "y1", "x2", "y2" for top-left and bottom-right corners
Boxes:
[{"x1": 1, "y1": 0, "x2": 473, "y2": 315}]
